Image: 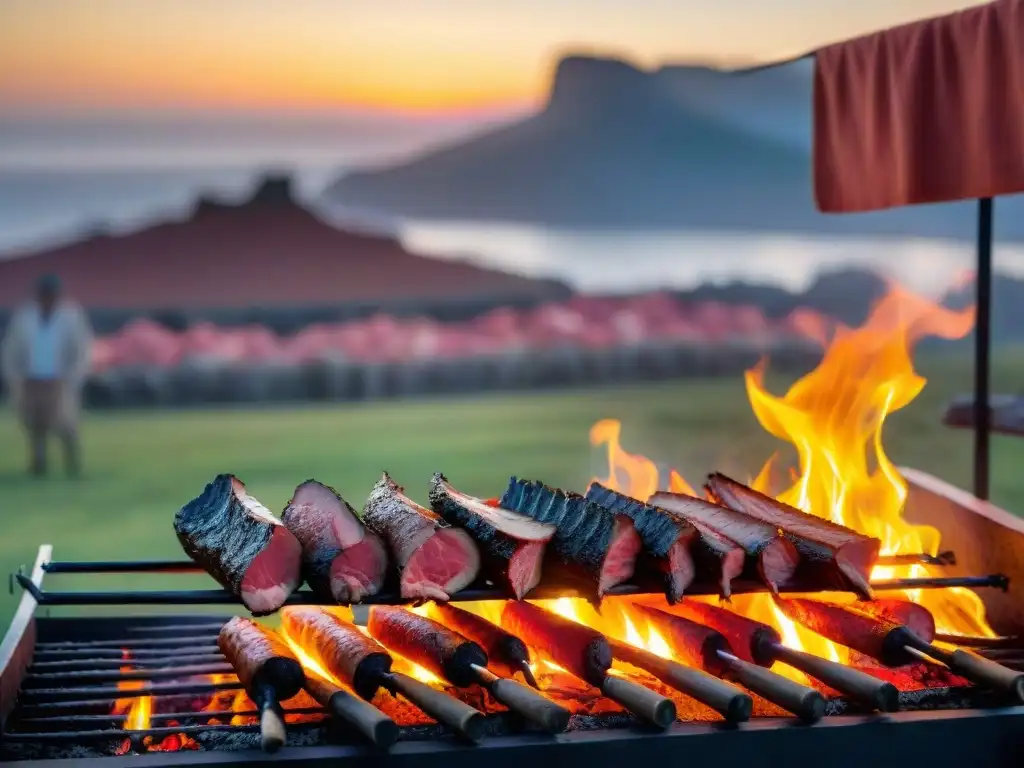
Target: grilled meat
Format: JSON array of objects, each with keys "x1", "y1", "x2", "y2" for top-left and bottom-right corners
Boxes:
[
  {"x1": 280, "y1": 607, "x2": 391, "y2": 700},
  {"x1": 500, "y1": 601, "x2": 611, "y2": 687},
  {"x1": 707, "y1": 473, "x2": 880, "y2": 599},
  {"x1": 628, "y1": 604, "x2": 732, "y2": 675},
  {"x1": 363, "y1": 473, "x2": 481, "y2": 602},
  {"x1": 175, "y1": 475, "x2": 302, "y2": 614},
  {"x1": 775, "y1": 597, "x2": 901, "y2": 663},
  {"x1": 689, "y1": 518, "x2": 747, "y2": 599},
  {"x1": 636, "y1": 597, "x2": 781, "y2": 667},
  {"x1": 500, "y1": 478, "x2": 642, "y2": 600},
  {"x1": 218, "y1": 617, "x2": 305, "y2": 701},
  {"x1": 368, "y1": 606, "x2": 487, "y2": 688},
  {"x1": 282, "y1": 480, "x2": 388, "y2": 604},
  {"x1": 585, "y1": 483, "x2": 698, "y2": 603},
  {"x1": 650, "y1": 491, "x2": 800, "y2": 593},
  {"x1": 428, "y1": 473, "x2": 555, "y2": 599},
  {"x1": 849, "y1": 598, "x2": 936, "y2": 643},
  {"x1": 430, "y1": 602, "x2": 535, "y2": 683}
]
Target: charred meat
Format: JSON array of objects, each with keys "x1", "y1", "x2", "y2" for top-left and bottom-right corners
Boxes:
[
  {"x1": 500, "y1": 477, "x2": 642, "y2": 599},
  {"x1": 688, "y1": 518, "x2": 747, "y2": 599},
  {"x1": 585, "y1": 483, "x2": 697, "y2": 603},
  {"x1": 282, "y1": 480, "x2": 388, "y2": 604},
  {"x1": 363, "y1": 473, "x2": 481, "y2": 602},
  {"x1": 429, "y1": 473, "x2": 555, "y2": 599},
  {"x1": 431, "y1": 602, "x2": 535, "y2": 684},
  {"x1": 650, "y1": 491, "x2": 800, "y2": 593},
  {"x1": 175, "y1": 475, "x2": 302, "y2": 614},
  {"x1": 707, "y1": 473, "x2": 880, "y2": 598}
]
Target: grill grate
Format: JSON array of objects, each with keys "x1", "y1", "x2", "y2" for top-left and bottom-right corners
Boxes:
[
  {"x1": 14, "y1": 557, "x2": 1010, "y2": 608},
  {"x1": 4, "y1": 546, "x2": 1024, "y2": 766}
]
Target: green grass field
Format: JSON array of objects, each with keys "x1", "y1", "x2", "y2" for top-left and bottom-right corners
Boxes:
[{"x1": 2, "y1": 351, "x2": 1023, "y2": 626}]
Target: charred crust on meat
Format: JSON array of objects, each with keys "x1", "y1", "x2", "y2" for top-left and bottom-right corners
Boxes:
[
  {"x1": 585, "y1": 483, "x2": 696, "y2": 558},
  {"x1": 175, "y1": 474, "x2": 276, "y2": 599},
  {"x1": 499, "y1": 476, "x2": 617, "y2": 596}
]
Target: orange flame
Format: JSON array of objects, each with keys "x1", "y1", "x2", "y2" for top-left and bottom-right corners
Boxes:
[
  {"x1": 112, "y1": 652, "x2": 198, "y2": 753},
  {"x1": 590, "y1": 419, "x2": 662, "y2": 500},
  {"x1": 590, "y1": 282, "x2": 994, "y2": 665},
  {"x1": 112, "y1": 651, "x2": 152, "y2": 752}
]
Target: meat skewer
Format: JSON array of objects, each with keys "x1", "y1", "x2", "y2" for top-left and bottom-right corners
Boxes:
[
  {"x1": 368, "y1": 606, "x2": 570, "y2": 733},
  {"x1": 500, "y1": 478, "x2": 642, "y2": 601},
  {"x1": 429, "y1": 473, "x2": 556, "y2": 599},
  {"x1": 777, "y1": 597, "x2": 1024, "y2": 702},
  {"x1": 649, "y1": 491, "x2": 800, "y2": 594},
  {"x1": 175, "y1": 475, "x2": 302, "y2": 615},
  {"x1": 607, "y1": 638, "x2": 752, "y2": 722},
  {"x1": 218, "y1": 617, "x2": 306, "y2": 752},
  {"x1": 430, "y1": 603, "x2": 539, "y2": 688},
  {"x1": 282, "y1": 480, "x2": 388, "y2": 604},
  {"x1": 363, "y1": 473, "x2": 481, "y2": 602},
  {"x1": 876, "y1": 551, "x2": 955, "y2": 567},
  {"x1": 278, "y1": 607, "x2": 397, "y2": 748},
  {"x1": 637, "y1": 597, "x2": 898, "y2": 711},
  {"x1": 706, "y1": 473, "x2": 880, "y2": 599},
  {"x1": 500, "y1": 601, "x2": 676, "y2": 728},
  {"x1": 847, "y1": 598, "x2": 936, "y2": 642},
  {"x1": 280, "y1": 606, "x2": 485, "y2": 742},
  {"x1": 585, "y1": 483, "x2": 698, "y2": 603},
  {"x1": 628, "y1": 604, "x2": 825, "y2": 722}
]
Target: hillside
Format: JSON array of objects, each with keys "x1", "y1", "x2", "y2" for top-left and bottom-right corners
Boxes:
[
  {"x1": 0, "y1": 176, "x2": 568, "y2": 313},
  {"x1": 325, "y1": 54, "x2": 1024, "y2": 240}
]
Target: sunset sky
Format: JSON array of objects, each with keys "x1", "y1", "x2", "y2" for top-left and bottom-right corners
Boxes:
[{"x1": 0, "y1": 0, "x2": 989, "y2": 116}]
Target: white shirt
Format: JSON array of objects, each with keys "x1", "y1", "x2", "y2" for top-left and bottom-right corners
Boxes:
[{"x1": 26, "y1": 306, "x2": 66, "y2": 380}]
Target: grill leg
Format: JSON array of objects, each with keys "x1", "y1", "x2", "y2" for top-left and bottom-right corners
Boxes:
[{"x1": 974, "y1": 196, "x2": 994, "y2": 501}]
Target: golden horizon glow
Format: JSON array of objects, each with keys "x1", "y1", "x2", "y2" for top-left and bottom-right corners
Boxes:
[{"x1": 0, "y1": 0, "x2": 990, "y2": 115}]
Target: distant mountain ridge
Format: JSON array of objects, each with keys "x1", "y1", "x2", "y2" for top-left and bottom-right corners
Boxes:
[
  {"x1": 0, "y1": 175, "x2": 568, "y2": 321},
  {"x1": 325, "y1": 53, "x2": 1024, "y2": 241}
]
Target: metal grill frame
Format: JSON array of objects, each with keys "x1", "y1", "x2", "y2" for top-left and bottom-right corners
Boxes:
[{"x1": 4, "y1": 541, "x2": 1024, "y2": 766}]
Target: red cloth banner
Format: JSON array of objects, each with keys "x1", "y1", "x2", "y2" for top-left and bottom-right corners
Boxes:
[{"x1": 813, "y1": 0, "x2": 1024, "y2": 212}]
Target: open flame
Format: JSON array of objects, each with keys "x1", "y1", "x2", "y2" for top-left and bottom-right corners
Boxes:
[
  {"x1": 111, "y1": 652, "x2": 198, "y2": 754},
  {"x1": 591, "y1": 282, "x2": 994, "y2": 666}
]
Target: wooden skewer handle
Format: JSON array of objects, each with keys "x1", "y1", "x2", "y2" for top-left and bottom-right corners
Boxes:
[
  {"x1": 383, "y1": 672, "x2": 486, "y2": 743},
  {"x1": 717, "y1": 653, "x2": 825, "y2": 723},
  {"x1": 255, "y1": 687, "x2": 287, "y2": 754},
  {"x1": 946, "y1": 649, "x2": 1024, "y2": 703},
  {"x1": 770, "y1": 644, "x2": 899, "y2": 712},
  {"x1": 328, "y1": 689, "x2": 400, "y2": 749},
  {"x1": 304, "y1": 673, "x2": 398, "y2": 749},
  {"x1": 473, "y1": 665, "x2": 569, "y2": 733},
  {"x1": 599, "y1": 674, "x2": 676, "y2": 729},
  {"x1": 609, "y1": 640, "x2": 750, "y2": 722}
]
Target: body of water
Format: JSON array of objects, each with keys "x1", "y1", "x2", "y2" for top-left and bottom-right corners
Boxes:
[{"x1": 3, "y1": 163, "x2": 1023, "y2": 298}]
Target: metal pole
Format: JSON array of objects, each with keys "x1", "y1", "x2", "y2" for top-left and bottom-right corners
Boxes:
[{"x1": 974, "y1": 197, "x2": 994, "y2": 501}]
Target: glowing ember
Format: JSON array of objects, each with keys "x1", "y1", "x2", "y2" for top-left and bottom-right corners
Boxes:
[{"x1": 590, "y1": 282, "x2": 995, "y2": 667}]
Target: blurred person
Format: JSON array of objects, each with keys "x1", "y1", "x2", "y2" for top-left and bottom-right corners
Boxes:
[{"x1": 1, "y1": 274, "x2": 93, "y2": 476}]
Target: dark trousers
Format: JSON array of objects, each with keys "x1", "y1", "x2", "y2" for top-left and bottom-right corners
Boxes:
[{"x1": 21, "y1": 378, "x2": 79, "y2": 476}]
